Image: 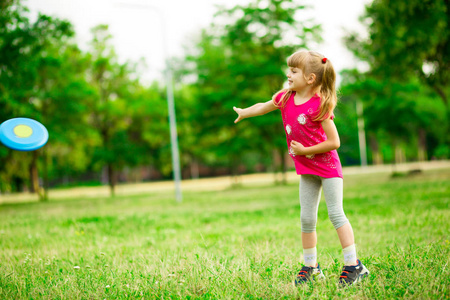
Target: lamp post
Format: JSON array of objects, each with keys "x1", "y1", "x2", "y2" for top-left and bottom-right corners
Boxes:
[
  {"x1": 356, "y1": 99, "x2": 367, "y2": 167},
  {"x1": 116, "y1": 2, "x2": 182, "y2": 202}
]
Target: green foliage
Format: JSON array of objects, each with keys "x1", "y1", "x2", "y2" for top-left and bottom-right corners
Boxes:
[
  {"x1": 180, "y1": 0, "x2": 321, "y2": 175},
  {"x1": 0, "y1": 2, "x2": 87, "y2": 195},
  {"x1": 347, "y1": 0, "x2": 449, "y2": 104},
  {"x1": 0, "y1": 169, "x2": 448, "y2": 298},
  {"x1": 126, "y1": 83, "x2": 171, "y2": 175},
  {"x1": 0, "y1": 4, "x2": 169, "y2": 195},
  {"x1": 342, "y1": 0, "x2": 449, "y2": 163},
  {"x1": 4, "y1": 0, "x2": 447, "y2": 193},
  {"x1": 333, "y1": 95, "x2": 360, "y2": 165}
]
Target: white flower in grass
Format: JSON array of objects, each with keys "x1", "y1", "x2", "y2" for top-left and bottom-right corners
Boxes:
[
  {"x1": 106, "y1": 285, "x2": 110, "y2": 288},
  {"x1": 74, "y1": 266, "x2": 80, "y2": 270},
  {"x1": 286, "y1": 125, "x2": 292, "y2": 135},
  {"x1": 297, "y1": 114, "x2": 307, "y2": 125}
]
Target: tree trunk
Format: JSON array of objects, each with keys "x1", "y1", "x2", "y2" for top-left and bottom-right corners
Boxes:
[
  {"x1": 369, "y1": 135, "x2": 383, "y2": 165},
  {"x1": 42, "y1": 147, "x2": 49, "y2": 201},
  {"x1": 278, "y1": 147, "x2": 287, "y2": 185},
  {"x1": 434, "y1": 86, "x2": 448, "y2": 108},
  {"x1": 108, "y1": 163, "x2": 116, "y2": 197},
  {"x1": 29, "y1": 151, "x2": 45, "y2": 201},
  {"x1": 420, "y1": 70, "x2": 448, "y2": 108},
  {"x1": 229, "y1": 154, "x2": 241, "y2": 187},
  {"x1": 418, "y1": 129, "x2": 427, "y2": 161},
  {"x1": 190, "y1": 157, "x2": 199, "y2": 179},
  {"x1": 394, "y1": 144, "x2": 405, "y2": 164},
  {"x1": 272, "y1": 149, "x2": 279, "y2": 184}
]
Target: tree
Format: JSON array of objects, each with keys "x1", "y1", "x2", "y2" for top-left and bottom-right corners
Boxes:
[
  {"x1": 346, "y1": 0, "x2": 449, "y2": 106},
  {"x1": 86, "y1": 25, "x2": 143, "y2": 196},
  {"x1": 343, "y1": 0, "x2": 449, "y2": 162},
  {"x1": 340, "y1": 70, "x2": 445, "y2": 163},
  {"x1": 0, "y1": 1, "x2": 88, "y2": 198},
  {"x1": 180, "y1": 0, "x2": 321, "y2": 182},
  {"x1": 35, "y1": 40, "x2": 98, "y2": 199},
  {"x1": 125, "y1": 83, "x2": 171, "y2": 180}
]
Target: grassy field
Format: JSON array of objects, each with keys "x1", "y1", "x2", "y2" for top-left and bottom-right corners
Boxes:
[{"x1": 0, "y1": 169, "x2": 449, "y2": 299}]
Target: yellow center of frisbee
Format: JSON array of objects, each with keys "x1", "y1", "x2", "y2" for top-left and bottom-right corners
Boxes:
[{"x1": 13, "y1": 125, "x2": 33, "y2": 138}]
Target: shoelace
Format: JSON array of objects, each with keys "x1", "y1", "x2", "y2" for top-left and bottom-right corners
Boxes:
[
  {"x1": 340, "y1": 266, "x2": 356, "y2": 279},
  {"x1": 298, "y1": 266, "x2": 312, "y2": 278}
]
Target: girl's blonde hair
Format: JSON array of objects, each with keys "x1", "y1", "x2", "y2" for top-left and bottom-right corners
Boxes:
[{"x1": 274, "y1": 50, "x2": 337, "y2": 122}]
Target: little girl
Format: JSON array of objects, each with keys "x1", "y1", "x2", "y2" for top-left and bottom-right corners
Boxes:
[{"x1": 233, "y1": 50, "x2": 369, "y2": 286}]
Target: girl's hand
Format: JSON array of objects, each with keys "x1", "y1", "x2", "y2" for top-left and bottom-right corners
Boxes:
[
  {"x1": 290, "y1": 140, "x2": 307, "y2": 155},
  {"x1": 233, "y1": 106, "x2": 244, "y2": 123}
]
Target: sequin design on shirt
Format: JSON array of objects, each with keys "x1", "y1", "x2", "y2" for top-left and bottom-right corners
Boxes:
[
  {"x1": 297, "y1": 114, "x2": 307, "y2": 125},
  {"x1": 286, "y1": 125, "x2": 292, "y2": 135},
  {"x1": 307, "y1": 152, "x2": 337, "y2": 169},
  {"x1": 320, "y1": 153, "x2": 337, "y2": 169}
]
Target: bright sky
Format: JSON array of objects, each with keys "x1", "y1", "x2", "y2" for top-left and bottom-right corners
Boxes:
[{"x1": 25, "y1": 0, "x2": 371, "y2": 85}]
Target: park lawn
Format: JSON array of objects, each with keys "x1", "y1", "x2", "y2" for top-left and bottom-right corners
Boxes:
[{"x1": 0, "y1": 169, "x2": 449, "y2": 299}]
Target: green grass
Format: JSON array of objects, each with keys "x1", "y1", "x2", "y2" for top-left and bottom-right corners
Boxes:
[{"x1": 0, "y1": 169, "x2": 449, "y2": 299}]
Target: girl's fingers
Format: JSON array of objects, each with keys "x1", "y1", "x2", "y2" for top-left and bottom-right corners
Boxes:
[{"x1": 234, "y1": 107, "x2": 242, "y2": 123}]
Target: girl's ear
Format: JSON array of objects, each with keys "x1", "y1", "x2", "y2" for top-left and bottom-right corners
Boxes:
[{"x1": 308, "y1": 73, "x2": 316, "y2": 85}]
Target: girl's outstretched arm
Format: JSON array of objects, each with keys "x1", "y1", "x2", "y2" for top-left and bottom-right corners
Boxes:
[{"x1": 233, "y1": 99, "x2": 278, "y2": 123}]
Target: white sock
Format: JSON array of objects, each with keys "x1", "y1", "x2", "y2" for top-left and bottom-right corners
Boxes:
[
  {"x1": 303, "y1": 247, "x2": 317, "y2": 267},
  {"x1": 343, "y1": 244, "x2": 357, "y2": 266}
]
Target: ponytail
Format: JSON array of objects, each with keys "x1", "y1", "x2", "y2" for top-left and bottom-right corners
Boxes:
[{"x1": 314, "y1": 59, "x2": 337, "y2": 122}]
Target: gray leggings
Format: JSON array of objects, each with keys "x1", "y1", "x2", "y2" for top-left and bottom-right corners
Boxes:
[{"x1": 299, "y1": 174, "x2": 349, "y2": 233}]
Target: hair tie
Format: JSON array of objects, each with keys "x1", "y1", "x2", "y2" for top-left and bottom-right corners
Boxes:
[{"x1": 322, "y1": 58, "x2": 327, "y2": 64}]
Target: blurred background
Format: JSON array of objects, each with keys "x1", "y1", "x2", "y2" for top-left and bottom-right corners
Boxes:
[{"x1": 0, "y1": 0, "x2": 448, "y2": 200}]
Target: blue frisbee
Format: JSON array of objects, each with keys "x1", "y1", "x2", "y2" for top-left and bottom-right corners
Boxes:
[{"x1": 0, "y1": 118, "x2": 49, "y2": 151}]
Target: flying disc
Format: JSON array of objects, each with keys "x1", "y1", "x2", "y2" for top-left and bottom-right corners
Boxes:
[{"x1": 0, "y1": 118, "x2": 49, "y2": 151}]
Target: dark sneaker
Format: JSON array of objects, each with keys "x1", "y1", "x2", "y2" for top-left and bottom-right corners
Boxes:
[
  {"x1": 339, "y1": 259, "x2": 369, "y2": 287},
  {"x1": 295, "y1": 264, "x2": 325, "y2": 286}
]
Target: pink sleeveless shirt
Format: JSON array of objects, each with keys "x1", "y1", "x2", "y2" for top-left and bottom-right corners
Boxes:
[{"x1": 275, "y1": 91, "x2": 343, "y2": 178}]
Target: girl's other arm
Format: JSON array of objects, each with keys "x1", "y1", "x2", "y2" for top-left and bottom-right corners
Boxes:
[
  {"x1": 233, "y1": 99, "x2": 278, "y2": 123},
  {"x1": 290, "y1": 118, "x2": 340, "y2": 155}
]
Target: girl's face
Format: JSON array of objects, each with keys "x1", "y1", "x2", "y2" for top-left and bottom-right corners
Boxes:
[{"x1": 287, "y1": 67, "x2": 309, "y2": 91}]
